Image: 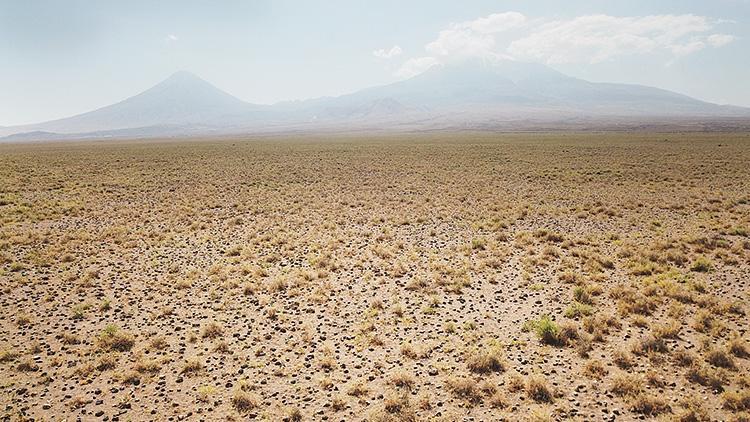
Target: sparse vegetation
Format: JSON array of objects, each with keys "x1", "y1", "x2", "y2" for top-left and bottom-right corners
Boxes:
[
  {"x1": 181, "y1": 358, "x2": 203, "y2": 375},
  {"x1": 532, "y1": 315, "x2": 560, "y2": 345},
  {"x1": 97, "y1": 325, "x2": 135, "y2": 352},
  {"x1": 232, "y1": 390, "x2": 260, "y2": 413},
  {"x1": 707, "y1": 348, "x2": 736, "y2": 369},
  {"x1": 526, "y1": 375, "x2": 554, "y2": 403},
  {"x1": 1, "y1": 134, "x2": 749, "y2": 420},
  {"x1": 466, "y1": 342, "x2": 506, "y2": 373},
  {"x1": 611, "y1": 372, "x2": 644, "y2": 397},
  {"x1": 690, "y1": 256, "x2": 712, "y2": 272},
  {"x1": 201, "y1": 322, "x2": 224, "y2": 339},
  {"x1": 445, "y1": 376, "x2": 482, "y2": 403}
]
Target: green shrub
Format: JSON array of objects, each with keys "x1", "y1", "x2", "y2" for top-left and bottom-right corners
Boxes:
[{"x1": 535, "y1": 316, "x2": 559, "y2": 345}]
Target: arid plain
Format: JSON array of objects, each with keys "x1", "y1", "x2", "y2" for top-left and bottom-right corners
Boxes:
[{"x1": 1, "y1": 133, "x2": 749, "y2": 421}]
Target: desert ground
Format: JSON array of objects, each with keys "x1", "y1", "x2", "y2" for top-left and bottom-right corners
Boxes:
[{"x1": 0, "y1": 132, "x2": 749, "y2": 421}]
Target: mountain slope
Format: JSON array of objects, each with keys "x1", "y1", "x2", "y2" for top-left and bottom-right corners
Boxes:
[
  {"x1": 3, "y1": 62, "x2": 749, "y2": 139},
  {"x1": 316, "y1": 60, "x2": 739, "y2": 117},
  {"x1": 5, "y1": 71, "x2": 263, "y2": 135}
]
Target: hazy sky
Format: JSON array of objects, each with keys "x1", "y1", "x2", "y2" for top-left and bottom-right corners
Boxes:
[{"x1": 1, "y1": 0, "x2": 749, "y2": 126}]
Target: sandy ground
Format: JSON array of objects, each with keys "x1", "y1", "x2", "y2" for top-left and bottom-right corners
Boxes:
[{"x1": 0, "y1": 132, "x2": 749, "y2": 421}]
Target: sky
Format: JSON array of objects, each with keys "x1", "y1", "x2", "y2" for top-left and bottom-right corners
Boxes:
[{"x1": 1, "y1": 0, "x2": 749, "y2": 126}]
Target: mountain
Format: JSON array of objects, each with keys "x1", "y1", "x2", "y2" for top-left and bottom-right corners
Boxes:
[
  {"x1": 1, "y1": 71, "x2": 267, "y2": 136},
  {"x1": 309, "y1": 60, "x2": 745, "y2": 118},
  {"x1": 3, "y1": 62, "x2": 749, "y2": 140},
  {"x1": 261, "y1": 60, "x2": 750, "y2": 132}
]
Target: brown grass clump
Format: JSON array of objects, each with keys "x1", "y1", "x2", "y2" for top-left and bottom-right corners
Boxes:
[
  {"x1": 611, "y1": 372, "x2": 644, "y2": 397},
  {"x1": 317, "y1": 354, "x2": 336, "y2": 372},
  {"x1": 613, "y1": 350, "x2": 634, "y2": 369},
  {"x1": 285, "y1": 407, "x2": 303, "y2": 421},
  {"x1": 61, "y1": 333, "x2": 80, "y2": 345},
  {"x1": 487, "y1": 392, "x2": 508, "y2": 408},
  {"x1": 676, "y1": 397, "x2": 711, "y2": 422},
  {"x1": 728, "y1": 338, "x2": 749, "y2": 358},
  {"x1": 506, "y1": 373, "x2": 525, "y2": 393},
  {"x1": 399, "y1": 341, "x2": 429, "y2": 359},
  {"x1": 97, "y1": 325, "x2": 135, "y2": 352},
  {"x1": 630, "y1": 393, "x2": 671, "y2": 416},
  {"x1": 652, "y1": 319, "x2": 682, "y2": 339},
  {"x1": 378, "y1": 391, "x2": 416, "y2": 421},
  {"x1": 201, "y1": 322, "x2": 224, "y2": 339},
  {"x1": 181, "y1": 358, "x2": 204, "y2": 376},
  {"x1": 347, "y1": 381, "x2": 370, "y2": 398},
  {"x1": 633, "y1": 335, "x2": 668, "y2": 355},
  {"x1": 617, "y1": 294, "x2": 659, "y2": 316},
  {"x1": 582, "y1": 313, "x2": 621, "y2": 341},
  {"x1": 706, "y1": 348, "x2": 736, "y2": 369},
  {"x1": 645, "y1": 370, "x2": 666, "y2": 388},
  {"x1": 445, "y1": 377, "x2": 482, "y2": 403},
  {"x1": 389, "y1": 371, "x2": 415, "y2": 390},
  {"x1": 95, "y1": 354, "x2": 118, "y2": 371},
  {"x1": 466, "y1": 343, "x2": 506, "y2": 373},
  {"x1": 232, "y1": 390, "x2": 260, "y2": 413},
  {"x1": 116, "y1": 370, "x2": 141, "y2": 385},
  {"x1": 330, "y1": 396, "x2": 347, "y2": 411},
  {"x1": 134, "y1": 357, "x2": 162, "y2": 374},
  {"x1": 197, "y1": 386, "x2": 217, "y2": 403},
  {"x1": 0, "y1": 349, "x2": 19, "y2": 363},
  {"x1": 723, "y1": 390, "x2": 750, "y2": 411},
  {"x1": 149, "y1": 336, "x2": 168, "y2": 350},
  {"x1": 573, "y1": 285, "x2": 593, "y2": 304},
  {"x1": 693, "y1": 310, "x2": 720, "y2": 333},
  {"x1": 674, "y1": 349, "x2": 697, "y2": 367},
  {"x1": 583, "y1": 359, "x2": 608, "y2": 379},
  {"x1": 686, "y1": 364, "x2": 727, "y2": 391},
  {"x1": 526, "y1": 375, "x2": 554, "y2": 403}
]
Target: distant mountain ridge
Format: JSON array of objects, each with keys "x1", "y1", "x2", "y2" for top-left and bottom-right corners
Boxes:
[
  {"x1": 3, "y1": 61, "x2": 749, "y2": 140},
  {"x1": 6, "y1": 71, "x2": 259, "y2": 134}
]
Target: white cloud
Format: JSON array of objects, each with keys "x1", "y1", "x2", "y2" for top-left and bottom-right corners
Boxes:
[
  {"x1": 707, "y1": 33, "x2": 736, "y2": 47},
  {"x1": 454, "y1": 11, "x2": 527, "y2": 34},
  {"x1": 395, "y1": 56, "x2": 439, "y2": 79},
  {"x1": 424, "y1": 12, "x2": 525, "y2": 60},
  {"x1": 165, "y1": 34, "x2": 179, "y2": 42},
  {"x1": 507, "y1": 14, "x2": 720, "y2": 64},
  {"x1": 670, "y1": 40, "x2": 706, "y2": 57},
  {"x1": 425, "y1": 28, "x2": 495, "y2": 59},
  {"x1": 393, "y1": 12, "x2": 736, "y2": 77},
  {"x1": 373, "y1": 45, "x2": 403, "y2": 59}
]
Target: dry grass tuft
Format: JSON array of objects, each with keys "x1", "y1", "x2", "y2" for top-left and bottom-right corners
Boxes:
[
  {"x1": 97, "y1": 325, "x2": 135, "y2": 352},
  {"x1": 630, "y1": 393, "x2": 671, "y2": 416},
  {"x1": 706, "y1": 348, "x2": 736, "y2": 369},
  {"x1": 181, "y1": 358, "x2": 203, "y2": 376},
  {"x1": 445, "y1": 376, "x2": 482, "y2": 403},
  {"x1": 611, "y1": 372, "x2": 644, "y2": 397},
  {"x1": 232, "y1": 390, "x2": 260, "y2": 413},
  {"x1": 722, "y1": 390, "x2": 750, "y2": 411},
  {"x1": 466, "y1": 343, "x2": 506, "y2": 373},
  {"x1": 526, "y1": 375, "x2": 554, "y2": 403},
  {"x1": 201, "y1": 322, "x2": 224, "y2": 339}
]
